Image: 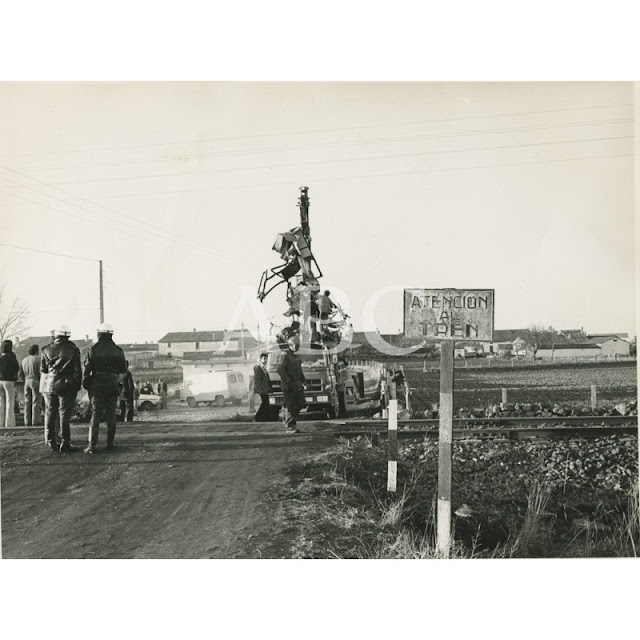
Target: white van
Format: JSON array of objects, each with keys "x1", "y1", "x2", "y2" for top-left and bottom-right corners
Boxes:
[{"x1": 181, "y1": 369, "x2": 248, "y2": 407}]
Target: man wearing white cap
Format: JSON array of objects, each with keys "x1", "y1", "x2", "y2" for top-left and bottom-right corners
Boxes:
[
  {"x1": 40, "y1": 324, "x2": 83, "y2": 452},
  {"x1": 82, "y1": 322, "x2": 127, "y2": 453}
]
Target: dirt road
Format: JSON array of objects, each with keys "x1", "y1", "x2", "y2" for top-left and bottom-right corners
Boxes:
[{"x1": 0, "y1": 422, "x2": 328, "y2": 559}]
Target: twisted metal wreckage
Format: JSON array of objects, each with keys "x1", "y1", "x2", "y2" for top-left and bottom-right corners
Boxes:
[{"x1": 257, "y1": 187, "x2": 352, "y2": 351}]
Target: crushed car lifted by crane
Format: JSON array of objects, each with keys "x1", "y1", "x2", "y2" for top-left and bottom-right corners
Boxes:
[{"x1": 257, "y1": 187, "x2": 354, "y2": 418}]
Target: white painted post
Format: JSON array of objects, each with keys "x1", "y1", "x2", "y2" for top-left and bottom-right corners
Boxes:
[
  {"x1": 591, "y1": 384, "x2": 597, "y2": 410},
  {"x1": 387, "y1": 387, "x2": 398, "y2": 493},
  {"x1": 436, "y1": 341, "x2": 455, "y2": 558},
  {"x1": 502, "y1": 388, "x2": 508, "y2": 404}
]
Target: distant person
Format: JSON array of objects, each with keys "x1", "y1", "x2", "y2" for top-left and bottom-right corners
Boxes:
[
  {"x1": 277, "y1": 336, "x2": 306, "y2": 434},
  {"x1": 133, "y1": 380, "x2": 141, "y2": 416},
  {"x1": 317, "y1": 290, "x2": 336, "y2": 321},
  {"x1": 317, "y1": 290, "x2": 337, "y2": 338},
  {"x1": 119, "y1": 360, "x2": 135, "y2": 422},
  {"x1": 39, "y1": 331, "x2": 59, "y2": 444},
  {"x1": 253, "y1": 352, "x2": 272, "y2": 422},
  {"x1": 0, "y1": 340, "x2": 20, "y2": 428},
  {"x1": 20, "y1": 344, "x2": 42, "y2": 426},
  {"x1": 308, "y1": 293, "x2": 321, "y2": 342},
  {"x1": 143, "y1": 380, "x2": 153, "y2": 395},
  {"x1": 41, "y1": 325, "x2": 83, "y2": 452},
  {"x1": 160, "y1": 380, "x2": 168, "y2": 409},
  {"x1": 82, "y1": 322, "x2": 127, "y2": 453}
]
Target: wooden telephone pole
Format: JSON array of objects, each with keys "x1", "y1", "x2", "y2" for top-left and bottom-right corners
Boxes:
[{"x1": 99, "y1": 260, "x2": 104, "y2": 324}]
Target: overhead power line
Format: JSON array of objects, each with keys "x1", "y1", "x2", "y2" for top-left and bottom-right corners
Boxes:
[
  {"x1": 0, "y1": 102, "x2": 631, "y2": 159},
  {"x1": 38, "y1": 134, "x2": 633, "y2": 187},
  {"x1": 0, "y1": 164, "x2": 234, "y2": 263},
  {"x1": 0, "y1": 241, "x2": 98, "y2": 262},
  {"x1": 79, "y1": 150, "x2": 634, "y2": 200},
  {"x1": 10, "y1": 115, "x2": 632, "y2": 173}
]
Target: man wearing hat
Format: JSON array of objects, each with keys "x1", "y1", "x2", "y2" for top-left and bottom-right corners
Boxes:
[
  {"x1": 82, "y1": 322, "x2": 127, "y2": 454},
  {"x1": 41, "y1": 324, "x2": 83, "y2": 452},
  {"x1": 277, "y1": 336, "x2": 306, "y2": 433}
]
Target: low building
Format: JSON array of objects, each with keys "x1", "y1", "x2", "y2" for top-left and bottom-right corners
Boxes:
[
  {"x1": 119, "y1": 342, "x2": 159, "y2": 367},
  {"x1": 158, "y1": 328, "x2": 257, "y2": 359},
  {"x1": 488, "y1": 330, "x2": 531, "y2": 357},
  {"x1": 590, "y1": 336, "x2": 630, "y2": 357},
  {"x1": 536, "y1": 343, "x2": 601, "y2": 359}
]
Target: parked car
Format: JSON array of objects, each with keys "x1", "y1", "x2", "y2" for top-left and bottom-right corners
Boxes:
[{"x1": 137, "y1": 392, "x2": 162, "y2": 411}]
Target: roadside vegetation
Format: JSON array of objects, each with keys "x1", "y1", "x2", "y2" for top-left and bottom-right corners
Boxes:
[{"x1": 270, "y1": 434, "x2": 639, "y2": 558}]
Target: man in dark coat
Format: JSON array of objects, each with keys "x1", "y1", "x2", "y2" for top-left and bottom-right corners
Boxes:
[
  {"x1": 41, "y1": 325, "x2": 83, "y2": 451},
  {"x1": 119, "y1": 360, "x2": 135, "y2": 422},
  {"x1": 277, "y1": 336, "x2": 306, "y2": 433},
  {"x1": 0, "y1": 339, "x2": 20, "y2": 429},
  {"x1": 253, "y1": 352, "x2": 272, "y2": 422},
  {"x1": 82, "y1": 322, "x2": 127, "y2": 453}
]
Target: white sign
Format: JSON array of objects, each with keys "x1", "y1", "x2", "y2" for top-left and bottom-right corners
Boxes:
[{"x1": 404, "y1": 289, "x2": 495, "y2": 341}]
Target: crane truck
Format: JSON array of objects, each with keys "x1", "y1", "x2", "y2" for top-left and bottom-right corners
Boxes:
[{"x1": 257, "y1": 187, "x2": 354, "y2": 419}]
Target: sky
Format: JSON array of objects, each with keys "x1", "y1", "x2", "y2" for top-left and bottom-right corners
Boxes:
[{"x1": 0, "y1": 82, "x2": 636, "y2": 344}]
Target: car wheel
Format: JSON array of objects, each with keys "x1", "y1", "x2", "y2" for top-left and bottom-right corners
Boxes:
[
  {"x1": 215, "y1": 396, "x2": 226, "y2": 407},
  {"x1": 186, "y1": 397, "x2": 197, "y2": 408},
  {"x1": 140, "y1": 401, "x2": 154, "y2": 411}
]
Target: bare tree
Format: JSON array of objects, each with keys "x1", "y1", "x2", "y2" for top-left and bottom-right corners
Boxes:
[
  {"x1": 0, "y1": 285, "x2": 30, "y2": 343},
  {"x1": 526, "y1": 324, "x2": 556, "y2": 360}
]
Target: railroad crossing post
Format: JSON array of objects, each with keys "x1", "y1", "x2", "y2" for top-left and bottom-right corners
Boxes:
[
  {"x1": 387, "y1": 373, "x2": 398, "y2": 493},
  {"x1": 436, "y1": 340, "x2": 455, "y2": 557}
]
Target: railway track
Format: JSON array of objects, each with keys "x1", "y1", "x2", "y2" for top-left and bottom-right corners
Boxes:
[
  {"x1": 329, "y1": 414, "x2": 638, "y2": 441},
  {"x1": 1, "y1": 415, "x2": 636, "y2": 442}
]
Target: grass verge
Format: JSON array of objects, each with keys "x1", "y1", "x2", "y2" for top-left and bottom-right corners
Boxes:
[{"x1": 267, "y1": 435, "x2": 639, "y2": 558}]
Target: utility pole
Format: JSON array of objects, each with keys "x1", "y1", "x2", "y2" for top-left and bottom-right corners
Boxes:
[
  {"x1": 99, "y1": 260, "x2": 104, "y2": 324},
  {"x1": 240, "y1": 321, "x2": 246, "y2": 359}
]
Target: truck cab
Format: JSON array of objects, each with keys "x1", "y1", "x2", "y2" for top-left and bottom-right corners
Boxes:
[{"x1": 266, "y1": 343, "x2": 349, "y2": 419}]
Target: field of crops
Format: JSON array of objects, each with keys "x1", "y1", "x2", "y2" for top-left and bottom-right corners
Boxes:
[{"x1": 405, "y1": 362, "x2": 638, "y2": 414}]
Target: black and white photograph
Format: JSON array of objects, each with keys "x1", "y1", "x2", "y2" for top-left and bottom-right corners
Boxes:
[
  {"x1": 1, "y1": 81, "x2": 636, "y2": 562},
  {"x1": 0, "y1": 4, "x2": 638, "y2": 637}
]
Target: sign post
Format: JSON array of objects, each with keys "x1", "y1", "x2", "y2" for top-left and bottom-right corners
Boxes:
[
  {"x1": 437, "y1": 340, "x2": 454, "y2": 556},
  {"x1": 404, "y1": 288, "x2": 494, "y2": 557}
]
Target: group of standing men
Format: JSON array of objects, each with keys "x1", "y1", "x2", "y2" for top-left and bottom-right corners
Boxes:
[
  {"x1": 0, "y1": 322, "x2": 128, "y2": 454},
  {"x1": 252, "y1": 335, "x2": 306, "y2": 434}
]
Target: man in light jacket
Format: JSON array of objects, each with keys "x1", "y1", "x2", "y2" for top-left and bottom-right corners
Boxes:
[{"x1": 20, "y1": 344, "x2": 42, "y2": 426}]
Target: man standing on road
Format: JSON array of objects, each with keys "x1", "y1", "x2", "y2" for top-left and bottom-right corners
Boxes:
[
  {"x1": 0, "y1": 340, "x2": 20, "y2": 429},
  {"x1": 253, "y1": 352, "x2": 272, "y2": 422},
  {"x1": 119, "y1": 360, "x2": 135, "y2": 422},
  {"x1": 39, "y1": 331, "x2": 59, "y2": 444},
  {"x1": 41, "y1": 325, "x2": 83, "y2": 452},
  {"x1": 277, "y1": 336, "x2": 306, "y2": 434},
  {"x1": 83, "y1": 322, "x2": 127, "y2": 454},
  {"x1": 20, "y1": 344, "x2": 42, "y2": 426}
]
